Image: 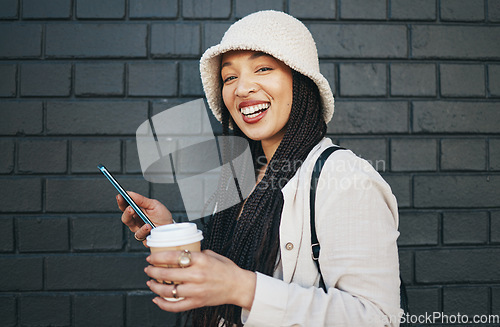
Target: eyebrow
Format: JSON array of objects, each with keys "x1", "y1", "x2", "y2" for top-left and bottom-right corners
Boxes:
[{"x1": 221, "y1": 52, "x2": 269, "y2": 69}]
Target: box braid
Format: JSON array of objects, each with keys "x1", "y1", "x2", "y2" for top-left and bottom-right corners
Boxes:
[{"x1": 190, "y1": 71, "x2": 327, "y2": 326}]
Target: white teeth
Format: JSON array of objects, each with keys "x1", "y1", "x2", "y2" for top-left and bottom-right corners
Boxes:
[{"x1": 240, "y1": 103, "x2": 270, "y2": 116}]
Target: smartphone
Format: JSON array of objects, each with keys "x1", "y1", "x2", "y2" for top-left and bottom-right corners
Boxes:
[{"x1": 97, "y1": 164, "x2": 156, "y2": 228}]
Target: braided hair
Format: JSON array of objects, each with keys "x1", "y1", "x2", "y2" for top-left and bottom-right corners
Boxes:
[{"x1": 190, "y1": 71, "x2": 327, "y2": 326}]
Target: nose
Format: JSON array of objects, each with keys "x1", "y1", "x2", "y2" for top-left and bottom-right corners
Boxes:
[{"x1": 235, "y1": 75, "x2": 258, "y2": 98}]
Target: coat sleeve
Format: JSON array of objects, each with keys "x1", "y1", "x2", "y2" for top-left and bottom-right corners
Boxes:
[{"x1": 242, "y1": 151, "x2": 402, "y2": 326}]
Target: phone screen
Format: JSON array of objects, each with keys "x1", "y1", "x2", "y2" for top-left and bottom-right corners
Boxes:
[{"x1": 98, "y1": 164, "x2": 156, "y2": 228}]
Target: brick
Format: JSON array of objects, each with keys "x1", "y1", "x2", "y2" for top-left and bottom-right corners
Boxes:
[
  {"x1": 490, "y1": 0, "x2": 500, "y2": 21},
  {"x1": 491, "y1": 211, "x2": 500, "y2": 243},
  {"x1": 493, "y1": 286, "x2": 500, "y2": 314},
  {"x1": 339, "y1": 63, "x2": 386, "y2": 96},
  {"x1": 17, "y1": 217, "x2": 69, "y2": 252},
  {"x1": 0, "y1": 25, "x2": 42, "y2": 58},
  {"x1": 203, "y1": 22, "x2": 232, "y2": 49},
  {"x1": 0, "y1": 296, "x2": 16, "y2": 327},
  {"x1": 414, "y1": 175, "x2": 500, "y2": 208},
  {"x1": 441, "y1": 0, "x2": 485, "y2": 21},
  {"x1": 337, "y1": 138, "x2": 387, "y2": 172},
  {"x1": 19, "y1": 295, "x2": 70, "y2": 326},
  {"x1": 0, "y1": 218, "x2": 14, "y2": 252},
  {"x1": 46, "y1": 101, "x2": 148, "y2": 135},
  {"x1": 0, "y1": 64, "x2": 16, "y2": 97},
  {"x1": 180, "y1": 61, "x2": 203, "y2": 96},
  {"x1": 390, "y1": 0, "x2": 436, "y2": 20},
  {"x1": 406, "y1": 287, "x2": 440, "y2": 316},
  {"x1": 77, "y1": 0, "x2": 125, "y2": 19},
  {"x1": 71, "y1": 139, "x2": 121, "y2": 173},
  {"x1": 440, "y1": 64, "x2": 485, "y2": 97},
  {"x1": 151, "y1": 183, "x2": 186, "y2": 212},
  {"x1": 289, "y1": 0, "x2": 336, "y2": 19},
  {"x1": 398, "y1": 212, "x2": 439, "y2": 246},
  {"x1": 183, "y1": 0, "x2": 230, "y2": 18},
  {"x1": 0, "y1": 178, "x2": 42, "y2": 212},
  {"x1": 308, "y1": 24, "x2": 407, "y2": 58},
  {"x1": 74, "y1": 294, "x2": 124, "y2": 327},
  {"x1": 125, "y1": 140, "x2": 142, "y2": 173},
  {"x1": 18, "y1": 140, "x2": 68, "y2": 173},
  {"x1": 0, "y1": 102, "x2": 43, "y2": 135},
  {"x1": 398, "y1": 250, "x2": 413, "y2": 283},
  {"x1": 443, "y1": 211, "x2": 488, "y2": 245},
  {"x1": 412, "y1": 25, "x2": 500, "y2": 59},
  {"x1": 441, "y1": 139, "x2": 486, "y2": 171},
  {"x1": 235, "y1": 0, "x2": 284, "y2": 18},
  {"x1": 20, "y1": 63, "x2": 72, "y2": 97},
  {"x1": 127, "y1": 292, "x2": 178, "y2": 326},
  {"x1": 0, "y1": 0, "x2": 18, "y2": 19},
  {"x1": 23, "y1": 0, "x2": 71, "y2": 19},
  {"x1": 151, "y1": 24, "x2": 201, "y2": 57},
  {"x1": 319, "y1": 63, "x2": 336, "y2": 96},
  {"x1": 46, "y1": 178, "x2": 148, "y2": 212},
  {"x1": 390, "y1": 64, "x2": 436, "y2": 96},
  {"x1": 45, "y1": 255, "x2": 148, "y2": 290},
  {"x1": 491, "y1": 139, "x2": 500, "y2": 170},
  {"x1": 340, "y1": 0, "x2": 386, "y2": 20},
  {"x1": 327, "y1": 101, "x2": 408, "y2": 134},
  {"x1": 46, "y1": 24, "x2": 147, "y2": 58},
  {"x1": 391, "y1": 139, "x2": 437, "y2": 171},
  {"x1": 382, "y1": 174, "x2": 411, "y2": 208},
  {"x1": 443, "y1": 287, "x2": 489, "y2": 316},
  {"x1": 75, "y1": 63, "x2": 124, "y2": 97},
  {"x1": 0, "y1": 257, "x2": 43, "y2": 290},
  {"x1": 413, "y1": 101, "x2": 500, "y2": 134},
  {"x1": 129, "y1": 0, "x2": 178, "y2": 18},
  {"x1": 0, "y1": 139, "x2": 14, "y2": 173},
  {"x1": 489, "y1": 64, "x2": 500, "y2": 96},
  {"x1": 416, "y1": 248, "x2": 500, "y2": 283},
  {"x1": 128, "y1": 62, "x2": 177, "y2": 96},
  {"x1": 71, "y1": 216, "x2": 123, "y2": 251}
]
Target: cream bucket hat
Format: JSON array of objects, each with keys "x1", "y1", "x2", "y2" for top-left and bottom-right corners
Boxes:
[{"x1": 199, "y1": 10, "x2": 335, "y2": 124}]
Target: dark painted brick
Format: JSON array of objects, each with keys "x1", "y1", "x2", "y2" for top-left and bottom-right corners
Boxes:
[
  {"x1": 180, "y1": 61, "x2": 203, "y2": 96},
  {"x1": 75, "y1": 63, "x2": 124, "y2": 97},
  {"x1": 20, "y1": 63, "x2": 72, "y2": 97},
  {"x1": 398, "y1": 250, "x2": 413, "y2": 284},
  {"x1": 0, "y1": 25, "x2": 41, "y2": 58},
  {"x1": 443, "y1": 211, "x2": 488, "y2": 245},
  {"x1": 339, "y1": 63, "x2": 386, "y2": 96},
  {"x1": 319, "y1": 63, "x2": 336, "y2": 96},
  {"x1": 0, "y1": 0, "x2": 18, "y2": 19},
  {"x1": 203, "y1": 22, "x2": 232, "y2": 49},
  {"x1": 0, "y1": 139, "x2": 14, "y2": 173},
  {"x1": 327, "y1": 101, "x2": 408, "y2": 134},
  {"x1": 151, "y1": 183, "x2": 186, "y2": 212},
  {"x1": 71, "y1": 216, "x2": 123, "y2": 251},
  {"x1": 490, "y1": 0, "x2": 500, "y2": 21},
  {"x1": 412, "y1": 25, "x2": 500, "y2": 59},
  {"x1": 440, "y1": 64, "x2": 485, "y2": 97},
  {"x1": 0, "y1": 178, "x2": 42, "y2": 212},
  {"x1": 489, "y1": 64, "x2": 500, "y2": 96},
  {"x1": 382, "y1": 174, "x2": 411, "y2": 208},
  {"x1": 0, "y1": 218, "x2": 14, "y2": 252},
  {"x1": 413, "y1": 102, "x2": 500, "y2": 134},
  {"x1": 441, "y1": 139, "x2": 486, "y2": 171},
  {"x1": 441, "y1": 0, "x2": 485, "y2": 22},
  {"x1": 19, "y1": 295, "x2": 70, "y2": 326},
  {"x1": 125, "y1": 139, "x2": 142, "y2": 173},
  {"x1": 45, "y1": 254, "x2": 148, "y2": 290},
  {"x1": 491, "y1": 211, "x2": 500, "y2": 243},
  {"x1": 127, "y1": 292, "x2": 178, "y2": 326},
  {"x1": 71, "y1": 139, "x2": 121, "y2": 173},
  {"x1": 308, "y1": 24, "x2": 407, "y2": 58},
  {"x1": 0, "y1": 102, "x2": 43, "y2": 135},
  {"x1": 491, "y1": 139, "x2": 500, "y2": 170},
  {"x1": 77, "y1": 0, "x2": 125, "y2": 19},
  {"x1": 183, "y1": 0, "x2": 230, "y2": 18},
  {"x1": 406, "y1": 287, "x2": 440, "y2": 316},
  {"x1": 74, "y1": 294, "x2": 124, "y2": 327},
  {"x1": 289, "y1": 0, "x2": 336, "y2": 19},
  {"x1": 23, "y1": 0, "x2": 71, "y2": 19},
  {"x1": 127, "y1": 231, "x2": 150, "y2": 251},
  {"x1": 46, "y1": 24, "x2": 147, "y2": 58},
  {"x1": 390, "y1": 0, "x2": 436, "y2": 20},
  {"x1": 340, "y1": 0, "x2": 386, "y2": 20},
  {"x1": 151, "y1": 24, "x2": 201, "y2": 57},
  {"x1": 46, "y1": 178, "x2": 148, "y2": 212},
  {"x1": 0, "y1": 296, "x2": 16, "y2": 327},
  {"x1": 18, "y1": 140, "x2": 67, "y2": 174},
  {"x1": 235, "y1": 0, "x2": 284, "y2": 18},
  {"x1": 0, "y1": 64, "x2": 16, "y2": 97},
  {"x1": 390, "y1": 64, "x2": 436, "y2": 96},
  {"x1": 129, "y1": 0, "x2": 178, "y2": 18},
  {"x1": 416, "y1": 248, "x2": 500, "y2": 283},
  {"x1": 46, "y1": 101, "x2": 148, "y2": 135},
  {"x1": 398, "y1": 212, "x2": 439, "y2": 246},
  {"x1": 391, "y1": 139, "x2": 437, "y2": 171},
  {"x1": 128, "y1": 62, "x2": 177, "y2": 96},
  {"x1": 337, "y1": 138, "x2": 387, "y2": 172},
  {"x1": 0, "y1": 257, "x2": 43, "y2": 290},
  {"x1": 493, "y1": 286, "x2": 500, "y2": 314},
  {"x1": 443, "y1": 287, "x2": 489, "y2": 316},
  {"x1": 414, "y1": 175, "x2": 500, "y2": 208},
  {"x1": 17, "y1": 217, "x2": 69, "y2": 252}
]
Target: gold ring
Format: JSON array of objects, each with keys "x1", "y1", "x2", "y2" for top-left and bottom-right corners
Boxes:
[
  {"x1": 134, "y1": 233, "x2": 146, "y2": 242},
  {"x1": 172, "y1": 284, "x2": 178, "y2": 299},
  {"x1": 178, "y1": 249, "x2": 192, "y2": 268}
]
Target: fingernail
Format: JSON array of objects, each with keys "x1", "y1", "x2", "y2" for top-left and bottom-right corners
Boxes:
[
  {"x1": 146, "y1": 256, "x2": 151, "y2": 262},
  {"x1": 152, "y1": 298, "x2": 158, "y2": 304}
]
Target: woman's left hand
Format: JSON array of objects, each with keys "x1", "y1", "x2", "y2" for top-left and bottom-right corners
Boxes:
[{"x1": 145, "y1": 250, "x2": 257, "y2": 312}]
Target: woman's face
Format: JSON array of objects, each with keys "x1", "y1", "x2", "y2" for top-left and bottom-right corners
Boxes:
[{"x1": 221, "y1": 50, "x2": 293, "y2": 147}]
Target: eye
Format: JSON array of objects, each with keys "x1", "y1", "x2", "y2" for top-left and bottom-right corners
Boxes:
[
  {"x1": 223, "y1": 76, "x2": 237, "y2": 84},
  {"x1": 257, "y1": 67, "x2": 273, "y2": 72}
]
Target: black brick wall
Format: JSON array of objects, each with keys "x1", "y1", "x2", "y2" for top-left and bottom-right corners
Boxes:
[{"x1": 0, "y1": 0, "x2": 499, "y2": 326}]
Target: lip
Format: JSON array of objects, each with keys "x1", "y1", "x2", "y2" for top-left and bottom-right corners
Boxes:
[
  {"x1": 238, "y1": 100, "x2": 269, "y2": 109},
  {"x1": 238, "y1": 100, "x2": 270, "y2": 124}
]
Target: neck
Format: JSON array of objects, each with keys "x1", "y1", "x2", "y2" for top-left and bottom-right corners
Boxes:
[{"x1": 261, "y1": 129, "x2": 286, "y2": 162}]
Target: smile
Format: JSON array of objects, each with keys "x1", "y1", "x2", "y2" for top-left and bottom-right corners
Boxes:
[{"x1": 239, "y1": 103, "x2": 270, "y2": 118}]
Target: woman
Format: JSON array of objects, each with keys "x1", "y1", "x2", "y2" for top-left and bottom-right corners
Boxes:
[{"x1": 117, "y1": 10, "x2": 402, "y2": 326}]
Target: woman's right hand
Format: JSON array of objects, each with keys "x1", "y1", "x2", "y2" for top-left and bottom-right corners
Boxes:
[{"x1": 116, "y1": 191, "x2": 173, "y2": 246}]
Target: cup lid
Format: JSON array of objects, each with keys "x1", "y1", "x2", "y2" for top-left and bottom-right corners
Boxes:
[{"x1": 146, "y1": 222, "x2": 203, "y2": 247}]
